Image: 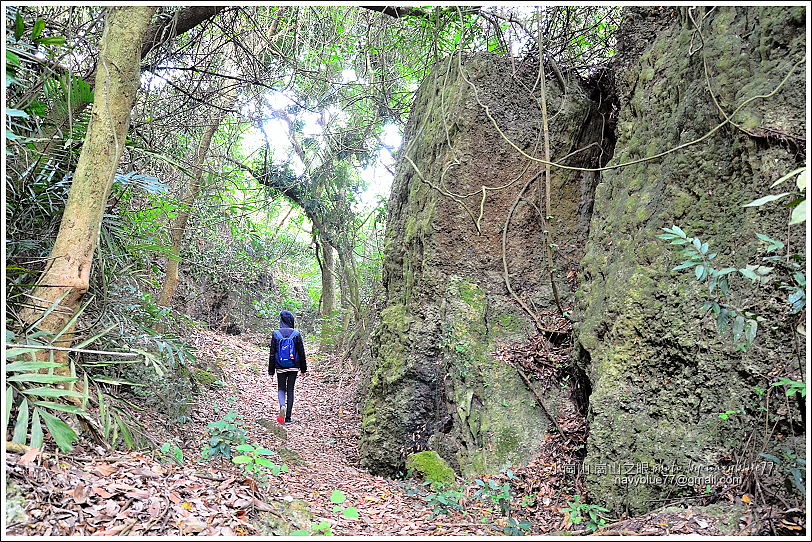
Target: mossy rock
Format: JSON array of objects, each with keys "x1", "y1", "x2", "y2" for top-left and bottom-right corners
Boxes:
[
  {"x1": 276, "y1": 446, "x2": 305, "y2": 467},
  {"x1": 253, "y1": 498, "x2": 313, "y2": 535},
  {"x1": 192, "y1": 369, "x2": 221, "y2": 387},
  {"x1": 405, "y1": 451, "x2": 456, "y2": 488},
  {"x1": 5, "y1": 478, "x2": 28, "y2": 525}
]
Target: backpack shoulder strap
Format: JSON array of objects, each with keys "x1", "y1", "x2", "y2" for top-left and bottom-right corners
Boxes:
[
  {"x1": 289, "y1": 330, "x2": 299, "y2": 340},
  {"x1": 273, "y1": 330, "x2": 281, "y2": 341}
]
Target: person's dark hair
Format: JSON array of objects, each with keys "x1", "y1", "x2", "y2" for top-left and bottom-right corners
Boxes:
[{"x1": 279, "y1": 310, "x2": 295, "y2": 329}]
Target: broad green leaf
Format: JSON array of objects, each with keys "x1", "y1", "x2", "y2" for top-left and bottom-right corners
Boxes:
[
  {"x1": 31, "y1": 18, "x2": 45, "y2": 40},
  {"x1": 671, "y1": 225, "x2": 686, "y2": 237},
  {"x1": 234, "y1": 444, "x2": 255, "y2": 452},
  {"x1": 738, "y1": 268, "x2": 758, "y2": 281},
  {"x1": 5, "y1": 387, "x2": 13, "y2": 427},
  {"x1": 789, "y1": 201, "x2": 806, "y2": 225},
  {"x1": 755, "y1": 233, "x2": 785, "y2": 252},
  {"x1": 40, "y1": 409, "x2": 77, "y2": 452},
  {"x1": 4, "y1": 347, "x2": 41, "y2": 359},
  {"x1": 14, "y1": 13, "x2": 24, "y2": 41},
  {"x1": 32, "y1": 401, "x2": 85, "y2": 415},
  {"x1": 330, "y1": 489, "x2": 346, "y2": 504},
  {"x1": 232, "y1": 455, "x2": 253, "y2": 464},
  {"x1": 796, "y1": 168, "x2": 808, "y2": 191},
  {"x1": 759, "y1": 452, "x2": 780, "y2": 463},
  {"x1": 12, "y1": 398, "x2": 30, "y2": 445},
  {"x1": 5, "y1": 360, "x2": 62, "y2": 372},
  {"x1": 6, "y1": 108, "x2": 29, "y2": 118},
  {"x1": 744, "y1": 320, "x2": 757, "y2": 345},
  {"x1": 672, "y1": 260, "x2": 699, "y2": 271},
  {"x1": 256, "y1": 447, "x2": 275, "y2": 455},
  {"x1": 7, "y1": 374, "x2": 78, "y2": 384},
  {"x1": 117, "y1": 416, "x2": 135, "y2": 449},
  {"x1": 694, "y1": 265, "x2": 705, "y2": 280},
  {"x1": 91, "y1": 376, "x2": 145, "y2": 386},
  {"x1": 342, "y1": 507, "x2": 360, "y2": 518},
  {"x1": 6, "y1": 50, "x2": 20, "y2": 66},
  {"x1": 30, "y1": 408, "x2": 44, "y2": 449},
  {"x1": 35, "y1": 36, "x2": 66, "y2": 46},
  {"x1": 770, "y1": 167, "x2": 806, "y2": 188},
  {"x1": 743, "y1": 192, "x2": 790, "y2": 207},
  {"x1": 717, "y1": 309, "x2": 731, "y2": 335},
  {"x1": 22, "y1": 387, "x2": 84, "y2": 399},
  {"x1": 732, "y1": 315, "x2": 745, "y2": 342},
  {"x1": 255, "y1": 457, "x2": 274, "y2": 468}
]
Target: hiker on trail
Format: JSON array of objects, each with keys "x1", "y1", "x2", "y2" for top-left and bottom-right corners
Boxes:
[{"x1": 269, "y1": 310, "x2": 307, "y2": 425}]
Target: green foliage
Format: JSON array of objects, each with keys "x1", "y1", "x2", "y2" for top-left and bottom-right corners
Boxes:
[
  {"x1": 290, "y1": 520, "x2": 332, "y2": 536},
  {"x1": 772, "y1": 377, "x2": 806, "y2": 398},
  {"x1": 658, "y1": 225, "x2": 783, "y2": 349},
  {"x1": 423, "y1": 485, "x2": 464, "y2": 517},
  {"x1": 560, "y1": 494, "x2": 609, "y2": 532},
  {"x1": 503, "y1": 517, "x2": 533, "y2": 536},
  {"x1": 473, "y1": 476, "x2": 513, "y2": 516},
  {"x1": 231, "y1": 443, "x2": 288, "y2": 485},
  {"x1": 718, "y1": 409, "x2": 741, "y2": 421},
  {"x1": 290, "y1": 489, "x2": 360, "y2": 535},
  {"x1": 159, "y1": 441, "x2": 184, "y2": 465},
  {"x1": 743, "y1": 167, "x2": 807, "y2": 225},
  {"x1": 760, "y1": 450, "x2": 806, "y2": 494},
  {"x1": 202, "y1": 405, "x2": 249, "y2": 460},
  {"x1": 329, "y1": 489, "x2": 360, "y2": 519}
]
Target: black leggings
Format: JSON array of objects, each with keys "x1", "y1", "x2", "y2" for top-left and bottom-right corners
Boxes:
[{"x1": 276, "y1": 371, "x2": 298, "y2": 421}]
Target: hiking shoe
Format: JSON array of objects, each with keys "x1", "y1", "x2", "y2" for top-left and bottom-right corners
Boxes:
[
  {"x1": 284, "y1": 419, "x2": 296, "y2": 425},
  {"x1": 277, "y1": 406, "x2": 286, "y2": 424}
]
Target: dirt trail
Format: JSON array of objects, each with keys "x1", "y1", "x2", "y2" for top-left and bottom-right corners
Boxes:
[
  {"x1": 197, "y1": 331, "x2": 447, "y2": 535},
  {"x1": 6, "y1": 329, "x2": 754, "y2": 536}
]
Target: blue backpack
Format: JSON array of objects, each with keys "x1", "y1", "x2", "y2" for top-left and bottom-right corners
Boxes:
[{"x1": 274, "y1": 330, "x2": 299, "y2": 368}]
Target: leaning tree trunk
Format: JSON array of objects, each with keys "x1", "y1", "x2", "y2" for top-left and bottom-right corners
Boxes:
[
  {"x1": 20, "y1": 7, "x2": 156, "y2": 366},
  {"x1": 154, "y1": 86, "x2": 237, "y2": 313},
  {"x1": 318, "y1": 238, "x2": 336, "y2": 318},
  {"x1": 335, "y1": 247, "x2": 362, "y2": 349}
]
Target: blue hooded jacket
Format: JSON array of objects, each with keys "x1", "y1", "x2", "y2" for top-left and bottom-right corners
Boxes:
[{"x1": 268, "y1": 310, "x2": 307, "y2": 375}]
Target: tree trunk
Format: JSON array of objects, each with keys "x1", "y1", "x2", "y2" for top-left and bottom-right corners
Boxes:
[
  {"x1": 33, "y1": 7, "x2": 226, "y2": 165},
  {"x1": 318, "y1": 238, "x2": 336, "y2": 318},
  {"x1": 155, "y1": 87, "x2": 237, "y2": 312},
  {"x1": 336, "y1": 247, "x2": 362, "y2": 349},
  {"x1": 20, "y1": 7, "x2": 156, "y2": 362},
  {"x1": 318, "y1": 237, "x2": 337, "y2": 350}
]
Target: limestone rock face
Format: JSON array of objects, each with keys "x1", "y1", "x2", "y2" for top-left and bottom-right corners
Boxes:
[
  {"x1": 359, "y1": 54, "x2": 608, "y2": 477},
  {"x1": 574, "y1": 6, "x2": 806, "y2": 513}
]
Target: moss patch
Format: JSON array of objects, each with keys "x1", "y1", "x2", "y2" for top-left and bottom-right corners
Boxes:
[
  {"x1": 5, "y1": 478, "x2": 28, "y2": 525},
  {"x1": 253, "y1": 498, "x2": 313, "y2": 535},
  {"x1": 192, "y1": 369, "x2": 219, "y2": 386},
  {"x1": 406, "y1": 451, "x2": 456, "y2": 488}
]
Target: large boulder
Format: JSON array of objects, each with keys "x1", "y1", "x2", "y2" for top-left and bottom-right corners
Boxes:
[
  {"x1": 574, "y1": 6, "x2": 806, "y2": 513},
  {"x1": 359, "y1": 53, "x2": 610, "y2": 477}
]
